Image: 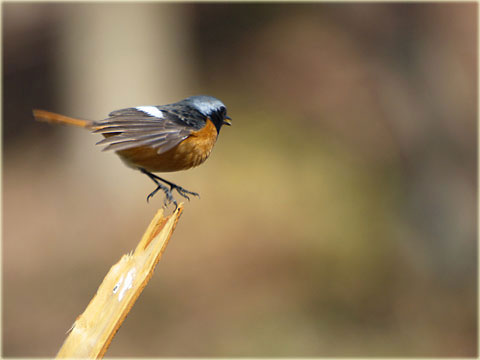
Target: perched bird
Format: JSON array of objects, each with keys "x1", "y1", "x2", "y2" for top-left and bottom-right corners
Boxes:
[{"x1": 33, "y1": 95, "x2": 232, "y2": 207}]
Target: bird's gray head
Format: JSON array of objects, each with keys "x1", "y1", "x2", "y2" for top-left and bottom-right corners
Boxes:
[
  {"x1": 184, "y1": 95, "x2": 224, "y2": 116},
  {"x1": 183, "y1": 95, "x2": 232, "y2": 132}
]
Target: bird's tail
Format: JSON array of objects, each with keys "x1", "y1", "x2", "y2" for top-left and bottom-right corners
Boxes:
[{"x1": 33, "y1": 109, "x2": 94, "y2": 128}]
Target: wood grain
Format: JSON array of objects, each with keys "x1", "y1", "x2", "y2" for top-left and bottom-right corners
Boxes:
[{"x1": 56, "y1": 205, "x2": 183, "y2": 359}]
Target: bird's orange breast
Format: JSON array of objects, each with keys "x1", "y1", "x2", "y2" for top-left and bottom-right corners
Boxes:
[{"x1": 115, "y1": 118, "x2": 218, "y2": 173}]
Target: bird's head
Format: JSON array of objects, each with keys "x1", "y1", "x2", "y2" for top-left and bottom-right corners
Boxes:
[{"x1": 183, "y1": 95, "x2": 232, "y2": 133}]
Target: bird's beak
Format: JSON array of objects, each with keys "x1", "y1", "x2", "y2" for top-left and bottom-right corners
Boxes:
[{"x1": 223, "y1": 116, "x2": 232, "y2": 126}]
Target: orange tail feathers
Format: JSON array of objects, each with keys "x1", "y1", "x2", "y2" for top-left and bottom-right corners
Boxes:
[{"x1": 33, "y1": 109, "x2": 93, "y2": 128}]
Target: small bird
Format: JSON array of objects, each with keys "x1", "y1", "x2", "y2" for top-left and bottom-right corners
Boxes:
[{"x1": 33, "y1": 95, "x2": 232, "y2": 207}]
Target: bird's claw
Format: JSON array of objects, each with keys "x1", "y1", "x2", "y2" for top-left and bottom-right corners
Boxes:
[
  {"x1": 172, "y1": 186, "x2": 199, "y2": 202},
  {"x1": 140, "y1": 168, "x2": 198, "y2": 207}
]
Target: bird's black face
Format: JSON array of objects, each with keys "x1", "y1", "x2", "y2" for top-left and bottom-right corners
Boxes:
[
  {"x1": 181, "y1": 95, "x2": 232, "y2": 133},
  {"x1": 209, "y1": 106, "x2": 232, "y2": 133}
]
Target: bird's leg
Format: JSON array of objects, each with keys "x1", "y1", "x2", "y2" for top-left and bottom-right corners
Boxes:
[
  {"x1": 140, "y1": 168, "x2": 177, "y2": 208},
  {"x1": 155, "y1": 176, "x2": 200, "y2": 201},
  {"x1": 149, "y1": 173, "x2": 200, "y2": 201},
  {"x1": 139, "y1": 168, "x2": 199, "y2": 206}
]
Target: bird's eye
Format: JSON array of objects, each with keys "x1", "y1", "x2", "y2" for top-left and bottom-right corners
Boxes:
[{"x1": 220, "y1": 106, "x2": 226, "y2": 115}]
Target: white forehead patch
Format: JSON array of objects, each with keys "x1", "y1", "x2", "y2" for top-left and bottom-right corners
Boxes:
[
  {"x1": 195, "y1": 102, "x2": 221, "y2": 116},
  {"x1": 136, "y1": 106, "x2": 164, "y2": 118},
  {"x1": 185, "y1": 96, "x2": 225, "y2": 116},
  {"x1": 194, "y1": 100, "x2": 224, "y2": 116}
]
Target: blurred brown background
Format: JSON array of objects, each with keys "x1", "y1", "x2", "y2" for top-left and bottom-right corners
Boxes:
[{"x1": 2, "y1": 2, "x2": 477, "y2": 357}]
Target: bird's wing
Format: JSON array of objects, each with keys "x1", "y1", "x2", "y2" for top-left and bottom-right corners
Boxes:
[{"x1": 92, "y1": 106, "x2": 205, "y2": 154}]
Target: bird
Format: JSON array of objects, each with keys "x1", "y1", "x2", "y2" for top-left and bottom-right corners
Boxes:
[{"x1": 33, "y1": 95, "x2": 232, "y2": 208}]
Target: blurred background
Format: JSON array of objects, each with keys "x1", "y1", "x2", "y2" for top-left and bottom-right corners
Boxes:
[{"x1": 2, "y1": 2, "x2": 477, "y2": 357}]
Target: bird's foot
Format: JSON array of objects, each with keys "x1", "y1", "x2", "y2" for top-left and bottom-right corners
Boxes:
[
  {"x1": 170, "y1": 184, "x2": 199, "y2": 201},
  {"x1": 146, "y1": 183, "x2": 177, "y2": 209},
  {"x1": 140, "y1": 168, "x2": 199, "y2": 209}
]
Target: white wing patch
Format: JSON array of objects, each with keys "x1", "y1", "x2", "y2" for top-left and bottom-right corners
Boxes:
[{"x1": 136, "y1": 106, "x2": 164, "y2": 118}]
